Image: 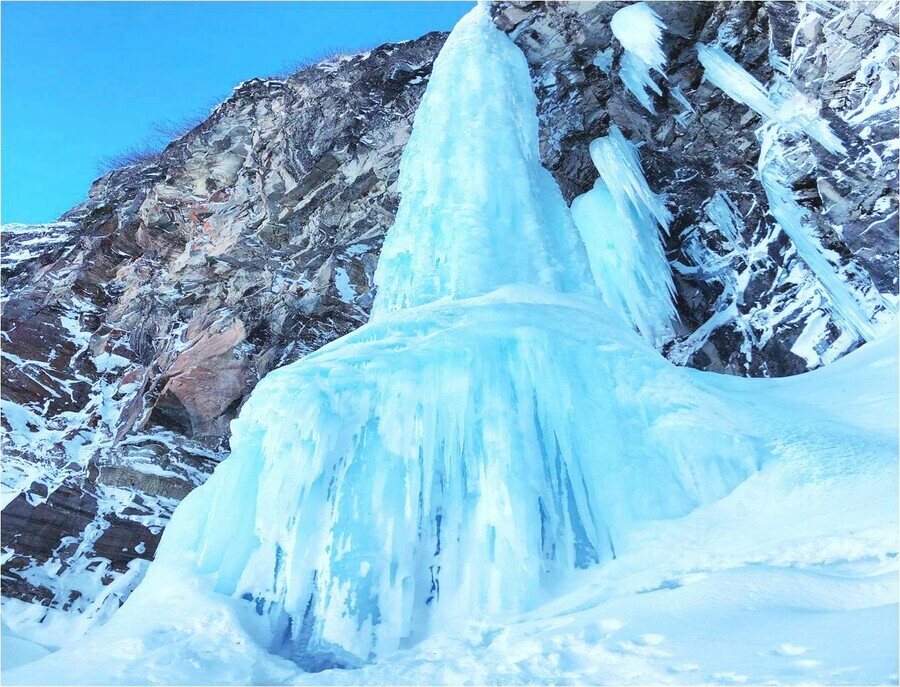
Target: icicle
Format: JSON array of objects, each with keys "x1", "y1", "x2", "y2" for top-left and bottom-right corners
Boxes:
[
  {"x1": 697, "y1": 43, "x2": 775, "y2": 117},
  {"x1": 697, "y1": 43, "x2": 846, "y2": 155},
  {"x1": 671, "y1": 85, "x2": 696, "y2": 126},
  {"x1": 704, "y1": 191, "x2": 742, "y2": 246},
  {"x1": 610, "y1": 2, "x2": 667, "y2": 113},
  {"x1": 571, "y1": 126, "x2": 677, "y2": 345}
]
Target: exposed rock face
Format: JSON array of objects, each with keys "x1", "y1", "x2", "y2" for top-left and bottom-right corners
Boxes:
[
  {"x1": 1, "y1": 1, "x2": 897, "y2": 642},
  {"x1": 492, "y1": 0, "x2": 897, "y2": 374}
]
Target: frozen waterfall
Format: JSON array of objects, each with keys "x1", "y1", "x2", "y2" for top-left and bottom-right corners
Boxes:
[
  {"x1": 7, "y1": 6, "x2": 896, "y2": 685},
  {"x1": 125, "y1": 8, "x2": 758, "y2": 666},
  {"x1": 75, "y1": 6, "x2": 757, "y2": 667}
]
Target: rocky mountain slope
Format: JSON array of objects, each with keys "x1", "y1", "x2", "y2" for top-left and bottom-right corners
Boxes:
[{"x1": 2, "y1": 0, "x2": 897, "y2": 647}]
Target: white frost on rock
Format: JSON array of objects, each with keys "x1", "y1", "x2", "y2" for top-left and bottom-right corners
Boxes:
[
  {"x1": 696, "y1": 37, "x2": 893, "y2": 348},
  {"x1": 757, "y1": 122, "x2": 889, "y2": 341},
  {"x1": 843, "y1": 33, "x2": 900, "y2": 127},
  {"x1": 570, "y1": 126, "x2": 677, "y2": 345},
  {"x1": 610, "y1": 3, "x2": 667, "y2": 113},
  {"x1": 0, "y1": 222, "x2": 78, "y2": 274}
]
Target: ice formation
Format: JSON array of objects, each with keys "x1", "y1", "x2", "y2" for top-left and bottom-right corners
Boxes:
[
  {"x1": 703, "y1": 191, "x2": 742, "y2": 246},
  {"x1": 5, "y1": 5, "x2": 898, "y2": 685},
  {"x1": 757, "y1": 123, "x2": 886, "y2": 341},
  {"x1": 570, "y1": 126, "x2": 677, "y2": 344},
  {"x1": 371, "y1": 12, "x2": 596, "y2": 317},
  {"x1": 697, "y1": 41, "x2": 894, "y2": 341},
  {"x1": 697, "y1": 43, "x2": 846, "y2": 155},
  {"x1": 610, "y1": 3, "x2": 667, "y2": 113},
  {"x1": 696, "y1": 43, "x2": 775, "y2": 118}
]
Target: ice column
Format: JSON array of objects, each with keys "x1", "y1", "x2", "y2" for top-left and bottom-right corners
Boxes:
[
  {"x1": 571, "y1": 126, "x2": 678, "y2": 345},
  {"x1": 371, "y1": 5, "x2": 596, "y2": 317}
]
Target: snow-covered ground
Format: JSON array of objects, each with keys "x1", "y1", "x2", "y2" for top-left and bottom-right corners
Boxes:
[
  {"x1": 4, "y1": 297, "x2": 896, "y2": 686},
  {"x1": 3, "y1": 5, "x2": 897, "y2": 685}
]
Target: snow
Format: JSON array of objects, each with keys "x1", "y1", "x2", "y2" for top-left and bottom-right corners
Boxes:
[
  {"x1": 610, "y1": 3, "x2": 667, "y2": 113},
  {"x1": 571, "y1": 126, "x2": 677, "y2": 345},
  {"x1": 789, "y1": 308, "x2": 831, "y2": 367},
  {"x1": 7, "y1": 311, "x2": 897, "y2": 684},
  {"x1": 4, "y1": 5, "x2": 898, "y2": 685},
  {"x1": 1, "y1": 626, "x2": 51, "y2": 672},
  {"x1": 1, "y1": 386, "x2": 220, "y2": 646},
  {"x1": 1, "y1": 222, "x2": 76, "y2": 235}
]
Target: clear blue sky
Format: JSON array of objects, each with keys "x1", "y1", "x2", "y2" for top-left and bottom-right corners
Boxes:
[{"x1": 1, "y1": 1, "x2": 473, "y2": 224}]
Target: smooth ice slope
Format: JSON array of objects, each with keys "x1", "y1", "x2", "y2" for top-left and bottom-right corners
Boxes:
[
  {"x1": 571, "y1": 126, "x2": 677, "y2": 344},
  {"x1": 6, "y1": 6, "x2": 897, "y2": 685},
  {"x1": 610, "y1": 3, "x2": 667, "y2": 113}
]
